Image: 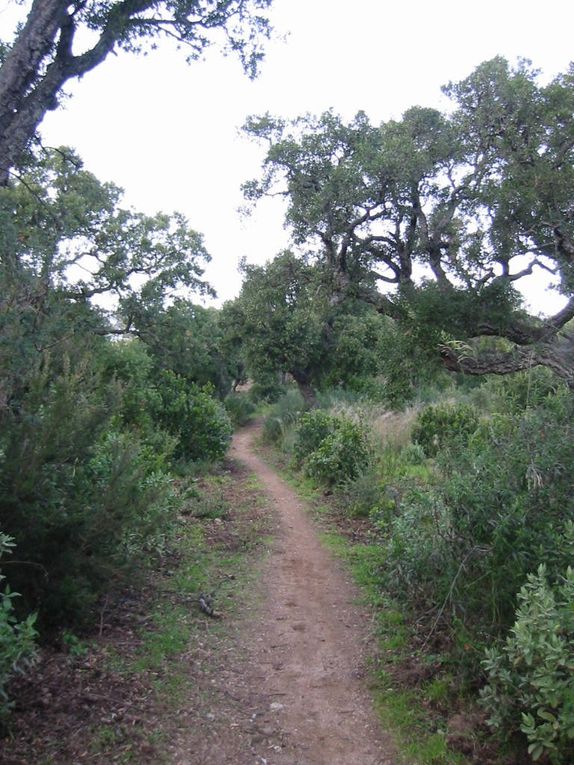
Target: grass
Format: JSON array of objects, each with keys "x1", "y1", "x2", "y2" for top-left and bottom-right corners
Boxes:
[
  {"x1": 318, "y1": 527, "x2": 468, "y2": 765},
  {"x1": 87, "y1": 467, "x2": 273, "y2": 762}
]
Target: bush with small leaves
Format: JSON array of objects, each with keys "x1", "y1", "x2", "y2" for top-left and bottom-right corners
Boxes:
[
  {"x1": 0, "y1": 534, "x2": 37, "y2": 719},
  {"x1": 293, "y1": 410, "x2": 337, "y2": 464},
  {"x1": 262, "y1": 389, "x2": 306, "y2": 444},
  {"x1": 154, "y1": 372, "x2": 233, "y2": 462},
  {"x1": 295, "y1": 412, "x2": 372, "y2": 486},
  {"x1": 481, "y1": 565, "x2": 574, "y2": 764}
]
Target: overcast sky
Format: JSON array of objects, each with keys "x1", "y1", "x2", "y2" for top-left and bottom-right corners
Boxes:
[{"x1": 3, "y1": 0, "x2": 574, "y2": 311}]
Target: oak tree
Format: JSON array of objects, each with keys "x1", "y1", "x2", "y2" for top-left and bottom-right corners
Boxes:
[
  {"x1": 242, "y1": 59, "x2": 574, "y2": 384},
  {"x1": 0, "y1": 0, "x2": 272, "y2": 182}
]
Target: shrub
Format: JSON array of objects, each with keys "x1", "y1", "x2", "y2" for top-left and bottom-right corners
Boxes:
[
  {"x1": 293, "y1": 410, "x2": 336, "y2": 463},
  {"x1": 472, "y1": 368, "x2": 566, "y2": 416},
  {"x1": 412, "y1": 402, "x2": 479, "y2": 457},
  {"x1": 381, "y1": 389, "x2": 574, "y2": 654},
  {"x1": 0, "y1": 533, "x2": 37, "y2": 718},
  {"x1": 481, "y1": 565, "x2": 574, "y2": 764},
  {"x1": 262, "y1": 389, "x2": 306, "y2": 445},
  {"x1": 338, "y1": 466, "x2": 385, "y2": 518},
  {"x1": 154, "y1": 372, "x2": 232, "y2": 462},
  {"x1": 224, "y1": 392, "x2": 256, "y2": 427},
  {"x1": 294, "y1": 411, "x2": 372, "y2": 486}
]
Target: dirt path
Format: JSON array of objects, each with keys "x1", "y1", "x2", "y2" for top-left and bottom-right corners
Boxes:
[{"x1": 225, "y1": 423, "x2": 396, "y2": 765}]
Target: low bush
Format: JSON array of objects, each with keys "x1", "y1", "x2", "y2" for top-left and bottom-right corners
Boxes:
[
  {"x1": 412, "y1": 402, "x2": 479, "y2": 457},
  {"x1": 154, "y1": 372, "x2": 233, "y2": 462},
  {"x1": 294, "y1": 411, "x2": 372, "y2": 486},
  {"x1": 481, "y1": 565, "x2": 574, "y2": 764},
  {"x1": 382, "y1": 388, "x2": 574, "y2": 655},
  {"x1": 0, "y1": 534, "x2": 37, "y2": 719},
  {"x1": 262, "y1": 389, "x2": 306, "y2": 444},
  {"x1": 293, "y1": 410, "x2": 336, "y2": 463},
  {"x1": 224, "y1": 392, "x2": 256, "y2": 427}
]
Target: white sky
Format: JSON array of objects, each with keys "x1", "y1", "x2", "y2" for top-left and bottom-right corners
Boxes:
[{"x1": 3, "y1": 0, "x2": 574, "y2": 312}]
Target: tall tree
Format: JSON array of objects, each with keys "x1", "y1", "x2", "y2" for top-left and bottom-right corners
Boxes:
[
  {"x1": 0, "y1": 0, "x2": 272, "y2": 182},
  {"x1": 242, "y1": 59, "x2": 574, "y2": 384}
]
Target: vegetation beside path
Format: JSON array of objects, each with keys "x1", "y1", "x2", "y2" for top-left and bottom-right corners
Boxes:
[
  {"x1": 1, "y1": 463, "x2": 273, "y2": 764},
  {"x1": 259, "y1": 375, "x2": 574, "y2": 765}
]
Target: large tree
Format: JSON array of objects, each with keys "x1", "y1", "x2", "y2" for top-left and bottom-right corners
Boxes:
[
  {"x1": 0, "y1": 0, "x2": 272, "y2": 183},
  {"x1": 242, "y1": 58, "x2": 574, "y2": 384}
]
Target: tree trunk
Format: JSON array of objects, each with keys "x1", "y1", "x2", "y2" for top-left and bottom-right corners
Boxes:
[
  {"x1": 290, "y1": 369, "x2": 317, "y2": 406},
  {"x1": 440, "y1": 330, "x2": 574, "y2": 386},
  {"x1": 0, "y1": 0, "x2": 68, "y2": 182}
]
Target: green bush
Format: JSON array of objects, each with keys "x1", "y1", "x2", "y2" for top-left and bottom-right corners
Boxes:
[
  {"x1": 412, "y1": 402, "x2": 479, "y2": 457},
  {"x1": 305, "y1": 418, "x2": 372, "y2": 486},
  {"x1": 294, "y1": 411, "x2": 372, "y2": 486},
  {"x1": 382, "y1": 389, "x2": 574, "y2": 654},
  {"x1": 293, "y1": 410, "x2": 335, "y2": 463},
  {"x1": 262, "y1": 389, "x2": 306, "y2": 444},
  {"x1": 338, "y1": 466, "x2": 385, "y2": 518},
  {"x1": 224, "y1": 392, "x2": 256, "y2": 427},
  {"x1": 2, "y1": 423, "x2": 180, "y2": 628},
  {"x1": 472, "y1": 368, "x2": 565, "y2": 416},
  {"x1": 0, "y1": 534, "x2": 37, "y2": 718},
  {"x1": 481, "y1": 565, "x2": 574, "y2": 764},
  {"x1": 154, "y1": 372, "x2": 233, "y2": 462}
]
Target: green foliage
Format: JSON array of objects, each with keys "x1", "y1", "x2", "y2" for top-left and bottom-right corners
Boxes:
[
  {"x1": 232, "y1": 252, "x2": 328, "y2": 391},
  {"x1": 0, "y1": 534, "x2": 37, "y2": 718},
  {"x1": 481, "y1": 565, "x2": 574, "y2": 764},
  {"x1": 338, "y1": 466, "x2": 385, "y2": 518},
  {"x1": 383, "y1": 389, "x2": 574, "y2": 650},
  {"x1": 471, "y1": 368, "x2": 566, "y2": 416},
  {"x1": 262, "y1": 389, "x2": 306, "y2": 444},
  {"x1": 0, "y1": 152, "x2": 230, "y2": 636},
  {"x1": 154, "y1": 372, "x2": 233, "y2": 463},
  {"x1": 133, "y1": 301, "x2": 235, "y2": 398},
  {"x1": 293, "y1": 410, "x2": 336, "y2": 463},
  {"x1": 224, "y1": 392, "x2": 256, "y2": 427},
  {"x1": 294, "y1": 411, "x2": 372, "y2": 486},
  {"x1": 248, "y1": 376, "x2": 286, "y2": 403},
  {"x1": 412, "y1": 402, "x2": 479, "y2": 457}
]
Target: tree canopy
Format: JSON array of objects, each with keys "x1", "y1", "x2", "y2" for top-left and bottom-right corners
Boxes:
[{"x1": 241, "y1": 58, "x2": 574, "y2": 385}]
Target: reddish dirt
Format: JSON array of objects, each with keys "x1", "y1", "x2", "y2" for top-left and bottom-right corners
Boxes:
[{"x1": 220, "y1": 423, "x2": 396, "y2": 765}]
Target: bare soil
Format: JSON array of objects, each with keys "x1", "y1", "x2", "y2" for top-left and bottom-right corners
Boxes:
[{"x1": 219, "y1": 423, "x2": 395, "y2": 765}]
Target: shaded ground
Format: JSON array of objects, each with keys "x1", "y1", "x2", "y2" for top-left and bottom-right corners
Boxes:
[{"x1": 1, "y1": 423, "x2": 395, "y2": 764}]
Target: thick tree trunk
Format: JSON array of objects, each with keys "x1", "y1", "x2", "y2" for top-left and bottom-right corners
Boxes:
[
  {"x1": 0, "y1": 0, "x2": 68, "y2": 182},
  {"x1": 440, "y1": 330, "x2": 574, "y2": 386},
  {"x1": 0, "y1": 0, "x2": 154, "y2": 184}
]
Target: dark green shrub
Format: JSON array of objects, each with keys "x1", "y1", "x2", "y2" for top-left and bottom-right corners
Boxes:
[
  {"x1": 293, "y1": 410, "x2": 336, "y2": 464},
  {"x1": 412, "y1": 402, "x2": 479, "y2": 457},
  {"x1": 383, "y1": 389, "x2": 574, "y2": 653},
  {"x1": 248, "y1": 377, "x2": 285, "y2": 403},
  {"x1": 0, "y1": 533, "x2": 37, "y2": 718},
  {"x1": 154, "y1": 372, "x2": 232, "y2": 462},
  {"x1": 224, "y1": 392, "x2": 256, "y2": 427},
  {"x1": 481, "y1": 565, "x2": 574, "y2": 764},
  {"x1": 294, "y1": 411, "x2": 372, "y2": 486},
  {"x1": 304, "y1": 418, "x2": 372, "y2": 486}
]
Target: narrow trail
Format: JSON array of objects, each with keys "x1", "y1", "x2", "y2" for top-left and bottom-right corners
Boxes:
[{"x1": 229, "y1": 423, "x2": 395, "y2": 765}]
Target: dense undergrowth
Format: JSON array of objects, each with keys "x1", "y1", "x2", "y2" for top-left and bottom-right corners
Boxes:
[
  {"x1": 1, "y1": 465, "x2": 273, "y2": 763},
  {"x1": 261, "y1": 369, "x2": 574, "y2": 764}
]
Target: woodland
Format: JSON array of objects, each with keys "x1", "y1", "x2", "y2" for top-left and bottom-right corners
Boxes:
[{"x1": 1, "y1": 2, "x2": 573, "y2": 763}]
